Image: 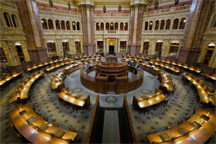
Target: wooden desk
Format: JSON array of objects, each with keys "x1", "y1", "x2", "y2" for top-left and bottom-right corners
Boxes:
[
  {"x1": 158, "y1": 72, "x2": 174, "y2": 92},
  {"x1": 10, "y1": 104, "x2": 77, "y2": 143},
  {"x1": 10, "y1": 72, "x2": 44, "y2": 103},
  {"x1": 139, "y1": 63, "x2": 159, "y2": 76},
  {"x1": 146, "y1": 108, "x2": 216, "y2": 144},
  {"x1": 0, "y1": 72, "x2": 22, "y2": 87},
  {"x1": 51, "y1": 71, "x2": 66, "y2": 90},
  {"x1": 183, "y1": 74, "x2": 215, "y2": 106},
  {"x1": 58, "y1": 90, "x2": 90, "y2": 109},
  {"x1": 132, "y1": 92, "x2": 167, "y2": 109}
]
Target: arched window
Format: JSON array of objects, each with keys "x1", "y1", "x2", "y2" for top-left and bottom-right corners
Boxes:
[
  {"x1": 143, "y1": 40, "x2": 149, "y2": 54},
  {"x1": 72, "y1": 21, "x2": 76, "y2": 30},
  {"x1": 110, "y1": 22, "x2": 114, "y2": 30},
  {"x1": 11, "y1": 14, "x2": 18, "y2": 28},
  {"x1": 179, "y1": 18, "x2": 186, "y2": 29},
  {"x1": 168, "y1": 40, "x2": 180, "y2": 58},
  {"x1": 203, "y1": 43, "x2": 215, "y2": 64},
  {"x1": 61, "y1": 20, "x2": 65, "y2": 30},
  {"x1": 15, "y1": 42, "x2": 25, "y2": 62},
  {"x1": 173, "y1": 19, "x2": 179, "y2": 29},
  {"x1": 124, "y1": 22, "x2": 128, "y2": 31},
  {"x1": 47, "y1": 40, "x2": 57, "y2": 57},
  {"x1": 155, "y1": 20, "x2": 159, "y2": 30},
  {"x1": 166, "y1": 19, "x2": 171, "y2": 30},
  {"x1": 149, "y1": 21, "x2": 153, "y2": 30},
  {"x1": 106, "y1": 22, "x2": 109, "y2": 30},
  {"x1": 145, "y1": 21, "x2": 148, "y2": 30},
  {"x1": 101, "y1": 22, "x2": 104, "y2": 31},
  {"x1": 77, "y1": 22, "x2": 80, "y2": 30},
  {"x1": 96, "y1": 22, "x2": 99, "y2": 31},
  {"x1": 160, "y1": 20, "x2": 165, "y2": 30},
  {"x1": 41, "y1": 6, "x2": 45, "y2": 11},
  {"x1": 120, "y1": 22, "x2": 123, "y2": 31},
  {"x1": 48, "y1": 19, "x2": 53, "y2": 29},
  {"x1": 115, "y1": 22, "x2": 118, "y2": 30},
  {"x1": 41, "y1": 19, "x2": 47, "y2": 29},
  {"x1": 55, "y1": 20, "x2": 60, "y2": 30},
  {"x1": 3, "y1": 12, "x2": 12, "y2": 27},
  {"x1": 66, "y1": 21, "x2": 70, "y2": 30}
]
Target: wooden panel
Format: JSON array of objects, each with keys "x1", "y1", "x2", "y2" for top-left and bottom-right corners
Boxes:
[{"x1": 107, "y1": 82, "x2": 115, "y2": 92}]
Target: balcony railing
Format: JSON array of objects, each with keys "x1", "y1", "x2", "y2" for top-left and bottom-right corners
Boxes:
[
  {"x1": 38, "y1": 7, "x2": 80, "y2": 16},
  {"x1": 144, "y1": 5, "x2": 190, "y2": 15},
  {"x1": 94, "y1": 13, "x2": 130, "y2": 17}
]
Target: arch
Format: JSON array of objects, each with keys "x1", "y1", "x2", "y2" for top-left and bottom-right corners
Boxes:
[
  {"x1": 55, "y1": 20, "x2": 60, "y2": 30},
  {"x1": 101, "y1": 22, "x2": 104, "y2": 31},
  {"x1": 11, "y1": 14, "x2": 19, "y2": 28},
  {"x1": 3, "y1": 12, "x2": 12, "y2": 27},
  {"x1": 202, "y1": 42, "x2": 216, "y2": 65},
  {"x1": 115, "y1": 22, "x2": 118, "y2": 30},
  {"x1": 120, "y1": 22, "x2": 124, "y2": 31},
  {"x1": 0, "y1": 42, "x2": 14, "y2": 66},
  {"x1": 41, "y1": 19, "x2": 47, "y2": 29},
  {"x1": 168, "y1": 40, "x2": 180, "y2": 58},
  {"x1": 154, "y1": 40, "x2": 163, "y2": 58},
  {"x1": 61, "y1": 20, "x2": 65, "y2": 30},
  {"x1": 106, "y1": 22, "x2": 109, "y2": 30},
  {"x1": 72, "y1": 21, "x2": 76, "y2": 30},
  {"x1": 62, "y1": 39, "x2": 70, "y2": 56},
  {"x1": 145, "y1": 21, "x2": 148, "y2": 30},
  {"x1": 96, "y1": 22, "x2": 99, "y2": 31},
  {"x1": 15, "y1": 42, "x2": 30, "y2": 62},
  {"x1": 173, "y1": 18, "x2": 179, "y2": 29},
  {"x1": 143, "y1": 40, "x2": 149, "y2": 54},
  {"x1": 110, "y1": 22, "x2": 114, "y2": 30},
  {"x1": 160, "y1": 20, "x2": 165, "y2": 30},
  {"x1": 75, "y1": 40, "x2": 81, "y2": 53},
  {"x1": 47, "y1": 40, "x2": 57, "y2": 57},
  {"x1": 166, "y1": 19, "x2": 171, "y2": 30},
  {"x1": 179, "y1": 18, "x2": 186, "y2": 29},
  {"x1": 155, "y1": 20, "x2": 159, "y2": 30},
  {"x1": 77, "y1": 22, "x2": 80, "y2": 30},
  {"x1": 149, "y1": 21, "x2": 153, "y2": 30},
  {"x1": 124, "y1": 22, "x2": 128, "y2": 31},
  {"x1": 66, "y1": 21, "x2": 70, "y2": 30},
  {"x1": 48, "y1": 19, "x2": 53, "y2": 29}
]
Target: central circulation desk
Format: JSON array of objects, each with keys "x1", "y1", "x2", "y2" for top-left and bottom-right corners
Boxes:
[{"x1": 80, "y1": 62, "x2": 144, "y2": 94}]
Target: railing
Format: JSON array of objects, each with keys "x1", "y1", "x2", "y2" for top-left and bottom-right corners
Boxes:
[
  {"x1": 144, "y1": 5, "x2": 190, "y2": 15},
  {"x1": 94, "y1": 13, "x2": 130, "y2": 17},
  {"x1": 37, "y1": 6, "x2": 80, "y2": 16},
  {"x1": 108, "y1": 30, "x2": 116, "y2": 33}
]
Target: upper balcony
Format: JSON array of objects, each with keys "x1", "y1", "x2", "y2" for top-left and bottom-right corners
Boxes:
[
  {"x1": 37, "y1": 6, "x2": 81, "y2": 17},
  {"x1": 144, "y1": 5, "x2": 191, "y2": 16},
  {"x1": 94, "y1": 13, "x2": 130, "y2": 17}
]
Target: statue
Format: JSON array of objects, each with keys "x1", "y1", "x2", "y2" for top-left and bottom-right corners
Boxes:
[
  {"x1": 49, "y1": 0, "x2": 53, "y2": 7},
  {"x1": 68, "y1": 2, "x2": 71, "y2": 10},
  {"x1": 154, "y1": 0, "x2": 159, "y2": 10},
  {"x1": 174, "y1": 0, "x2": 179, "y2": 5},
  {"x1": 118, "y1": 4, "x2": 121, "y2": 12},
  {"x1": 103, "y1": 5, "x2": 106, "y2": 13}
]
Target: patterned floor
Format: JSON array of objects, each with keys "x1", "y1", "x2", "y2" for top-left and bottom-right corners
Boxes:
[{"x1": 0, "y1": 58, "x2": 215, "y2": 143}]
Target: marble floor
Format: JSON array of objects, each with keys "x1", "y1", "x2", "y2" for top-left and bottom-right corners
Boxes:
[{"x1": 0, "y1": 60, "x2": 215, "y2": 143}]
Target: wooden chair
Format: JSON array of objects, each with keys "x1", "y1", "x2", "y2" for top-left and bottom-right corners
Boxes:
[
  {"x1": 185, "y1": 114, "x2": 190, "y2": 120},
  {"x1": 193, "y1": 107, "x2": 196, "y2": 114},
  {"x1": 150, "y1": 129, "x2": 156, "y2": 134},
  {"x1": 167, "y1": 125, "x2": 173, "y2": 130},
  {"x1": 178, "y1": 119, "x2": 182, "y2": 125},
  {"x1": 163, "y1": 99, "x2": 169, "y2": 107},
  {"x1": 52, "y1": 122, "x2": 59, "y2": 127},
  {"x1": 43, "y1": 115, "x2": 48, "y2": 122},
  {"x1": 68, "y1": 126, "x2": 75, "y2": 132},
  {"x1": 35, "y1": 110, "x2": 39, "y2": 115}
]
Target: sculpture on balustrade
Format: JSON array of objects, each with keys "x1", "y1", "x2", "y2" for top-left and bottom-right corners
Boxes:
[
  {"x1": 103, "y1": 5, "x2": 106, "y2": 13},
  {"x1": 68, "y1": 2, "x2": 71, "y2": 10},
  {"x1": 118, "y1": 4, "x2": 121, "y2": 12},
  {"x1": 174, "y1": 0, "x2": 179, "y2": 5},
  {"x1": 49, "y1": 0, "x2": 53, "y2": 7},
  {"x1": 154, "y1": 0, "x2": 159, "y2": 10}
]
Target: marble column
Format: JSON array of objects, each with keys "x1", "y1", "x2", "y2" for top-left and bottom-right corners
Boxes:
[
  {"x1": 178, "y1": 0, "x2": 214, "y2": 66},
  {"x1": 16, "y1": 0, "x2": 47, "y2": 64},
  {"x1": 128, "y1": 5, "x2": 134, "y2": 45}
]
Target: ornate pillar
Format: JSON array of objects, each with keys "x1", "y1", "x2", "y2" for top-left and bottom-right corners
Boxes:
[
  {"x1": 79, "y1": 4, "x2": 95, "y2": 55},
  {"x1": 178, "y1": 0, "x2": 214, "y2": 66},
  {"x1": 53, "y1": 19, "x2": 56, "y2": 30},
  {"x1": 56, "y1": 39, "x2": 63, "y2": 57},
  {"x1": 16, "y1": 0, "x2": 48, "y2": 64},
  {"x1": 128, "y1": 4, "x2": 146, "y2": 55},
  {"x1": 69, "y1": 38, "x2": 75, "y2": 54},
  {"x1": 6, "y1": 41, "x2": 21, "y2": 66}
]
